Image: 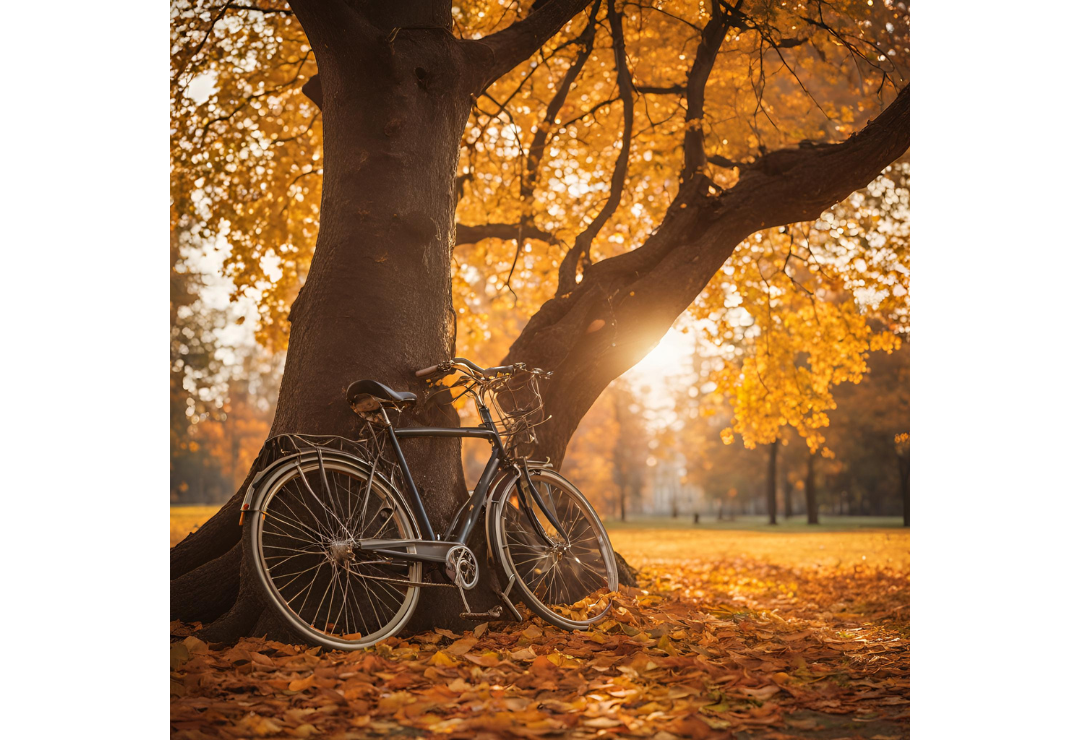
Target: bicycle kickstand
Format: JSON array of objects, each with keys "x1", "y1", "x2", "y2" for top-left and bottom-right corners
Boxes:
[
  {"x1": 456, "y1": 577, "x2": 504, "y2": 621},
  {"x1": 455, "y1": 570, "x2": 522, "y2": 622}
]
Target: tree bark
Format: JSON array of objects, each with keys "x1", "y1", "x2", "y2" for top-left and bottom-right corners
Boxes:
[
  {"x1": 806, "y1": 452, "x2": 819, "y2": 525},
  {"x1": 766, "y1": 439, "x2": 779, "y2": 525},
  {"x1": 783, "y1": 477, "x2": 794, "y2": 519}
]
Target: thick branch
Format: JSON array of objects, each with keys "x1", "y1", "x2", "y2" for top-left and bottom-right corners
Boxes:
[
  {"x1": 707, "y1": 153, "x2": 752, "y2": 169},
  {"x1": 521, "y1": 1, "x2": 602, "y2": 202},
  {"x1": 504, "y1": 86, "x2": 909, "y2": 462},
  {"x1": 721, "y1": 84, "x2": 910, "y2": 227},
  {"x1": 634, "y1": 84, "x2": 687, "y2": 95},
  {"x1": 682, "y1": 0, "x2": 741, "y2": 181},
  {"x1": 455, "y1": 222, "x2": 555, "y2": 245},
  {"x1": 599, "y1": 86, "x2": 908, "y2": 283},
  {"x1": 302, "y1": 75, "x2": 322, "y2": 109},
  {"x1": 555, "y1": 0, "x2": 635, "y2": 294},
  {"x1": 465, "y1": 0, "x2": 595, "y2": 92}
]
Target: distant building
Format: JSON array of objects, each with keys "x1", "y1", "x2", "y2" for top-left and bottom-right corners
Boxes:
[{"x1": 642, "y1": 454, "x2": 706, "y2": 516}]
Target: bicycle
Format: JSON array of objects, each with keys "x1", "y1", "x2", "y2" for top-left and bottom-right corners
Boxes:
[{"x1": 238, "y1": 358, "x2": 619, "y2": 650}]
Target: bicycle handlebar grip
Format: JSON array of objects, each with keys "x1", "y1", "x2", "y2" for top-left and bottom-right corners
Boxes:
[
  {"x1": 453, "y1": 357, "x2": 485, "y2": 373},
  {"x1": 415, "y1": 365, "x2": 440, "y2": 378},
  {"x1": 483, "y1": 364, "x2": 513, "y2": 377}
]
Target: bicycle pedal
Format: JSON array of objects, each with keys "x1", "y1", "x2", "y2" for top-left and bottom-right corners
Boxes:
[{"x1": 460, "y1": 606, "x2": 503, "y2": 621}]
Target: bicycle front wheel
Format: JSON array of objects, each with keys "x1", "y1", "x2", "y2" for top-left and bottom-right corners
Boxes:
[
  {"x1": 488, "y1": 467, "x2": 618, "y2": 630},
  {"x1": 247, "y1": 456, "x2": 421, "y2": 650}
]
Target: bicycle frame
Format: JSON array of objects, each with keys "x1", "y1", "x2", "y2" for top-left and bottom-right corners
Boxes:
[{"x1": 355, "y1": 403, "x2": 570, "y2": 567}]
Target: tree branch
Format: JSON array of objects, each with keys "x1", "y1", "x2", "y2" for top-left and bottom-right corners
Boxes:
[
  {"x1": 302, "y1": 75, "x2": 322, "y2": 109},
  {"x1": 501, "y1": 1, "x2": 602, "y2": 292},
  {"x1": 465, "y1": 0, "x2": 596, "y2": 93},
  {"x1": 634, "y1": 84, "x2": 687, "y2": 95},
  {"x1": 707, "y1": 153, "x2": 752, "y2": 169},
  {"x1": 555, "y1": 0, "x2": 636, "y2": 294},
  {"x1": 455, "y1": 222, "x2": 556, "y2": 246},
  {"x1": 682, "y1": 0, "x2": 742, "y2": 182},
  {"x1": 521, "y1": 1, "x2": 602, "y2": 203},
  {"x1": 503, "y1": 87, "x2": 909, "y2": 453}
]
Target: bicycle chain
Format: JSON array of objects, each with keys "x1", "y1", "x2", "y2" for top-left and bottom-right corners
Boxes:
[{"x1": 343, "y1": 566, "x2": 458, "y2": 589}]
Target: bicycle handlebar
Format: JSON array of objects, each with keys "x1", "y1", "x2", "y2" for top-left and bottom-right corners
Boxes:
[{"x1": 415, "y1": 358, "x2": 546, "y2": 380}]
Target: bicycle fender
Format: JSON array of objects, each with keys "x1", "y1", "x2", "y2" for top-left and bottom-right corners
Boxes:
[{"x1": 241, "y1": 450, "x2": 418, "y2": 536}]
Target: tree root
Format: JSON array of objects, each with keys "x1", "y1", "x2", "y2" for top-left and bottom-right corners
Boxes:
[
  {"x1": 614, "y1": 551, "x2": 639, "y2": 588},
  {"x1": 172, "y1": 541, "x2": 242, "y2": 624},
  {"x1": 196, "y1": 549, "x2": 265, "y2": 643}
]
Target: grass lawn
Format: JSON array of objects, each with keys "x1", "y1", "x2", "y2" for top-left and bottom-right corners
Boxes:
[
  {"x1": 171, "y1": 506, "x2": 908, "y2": 571},
  {"x1": 170, "y1": 505, "x2": 223, "y2": 548},
  {"x1": 604, "y1": 513, "x2": 905, "y2": 532}
]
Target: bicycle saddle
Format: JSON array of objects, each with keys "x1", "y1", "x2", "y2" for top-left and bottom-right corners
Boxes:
[{"x1": 346, "y1": 379, "x2": 416, "y2": 409}]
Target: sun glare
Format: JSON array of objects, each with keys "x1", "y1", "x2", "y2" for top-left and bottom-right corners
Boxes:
[{"x1": 622, "y1": 325, "x2": 700, "y2": 419}]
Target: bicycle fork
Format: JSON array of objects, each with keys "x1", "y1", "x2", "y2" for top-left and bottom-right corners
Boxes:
[{"x1": 516, "y1": 465, "x2": 571, "y2": 547}]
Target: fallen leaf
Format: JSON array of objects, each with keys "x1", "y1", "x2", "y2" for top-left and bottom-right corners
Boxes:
[
  {"x1": 446, "y1": 636, "x2": 478, "y2": 656},
  {"x1": 741, "y1": 685, "x2": 781, "y2": 700}
]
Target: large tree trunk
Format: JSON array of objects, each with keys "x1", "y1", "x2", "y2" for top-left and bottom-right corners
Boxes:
[
  {"x1": 783, "y1": 477, "x2": 794, "y2": 519},
  {"x1": 766, "y1": 440, "x2": 779, "y2": 525},
  {"x1": 173, "y1": 4, "x2": 491, "y2": 641},
  {"x1": 170, "y1": 0, "x2": 612, "y2": 643}
]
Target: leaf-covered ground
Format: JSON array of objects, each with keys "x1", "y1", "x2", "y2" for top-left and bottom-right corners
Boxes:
[{"x1": 171, "y1": 520, "x2": 909, "y2": 739}]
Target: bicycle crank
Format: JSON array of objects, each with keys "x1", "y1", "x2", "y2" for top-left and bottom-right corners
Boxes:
[
  {"x1": 444, "y1": 545, "x2": 504, "y2": 620},
  {"x1": 444, "y1": 545, "x2": 479, "y2": 589}
]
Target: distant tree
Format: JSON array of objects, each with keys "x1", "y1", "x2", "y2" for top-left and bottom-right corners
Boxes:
[
  {"x1": 824, "y1": 339, "x2": 909, "y2": 517},
  {"x1": 610, "y1": 380, "x2": 648, "y2": 521},
  {"x1": 896, "y1": 433, "x2": 910, "y2": 527},
  {"x1": 805, "y1": 450, "x2": 819, "y2": 525},
  {"x1": 170, "y1": 229, "x2": 227, "y2": 503},
  {"x1": 782, "y1": 474, "x2": 795, "y2": 519},
  {"x1": 766, "y1": 439, "x2": 779, "y2": 525}
]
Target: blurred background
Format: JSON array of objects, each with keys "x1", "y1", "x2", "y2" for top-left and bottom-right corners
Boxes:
[{"x1": 171, "y1": 167, "x2": 909, "y2": 528}]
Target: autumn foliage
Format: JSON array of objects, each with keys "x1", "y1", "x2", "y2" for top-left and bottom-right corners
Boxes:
[
  {"x1": 171, "y1": 0, "x2": 910, "y2": 468},
  {"x1": 172, "y1": 526, "x2": 908, "y2": 738}
]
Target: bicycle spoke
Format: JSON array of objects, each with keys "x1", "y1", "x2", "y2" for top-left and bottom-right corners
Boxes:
[
  {"x1": 256, "y1": 458, "x2": 421, "y2": 648},
  {"x1": 275, "y1": 560, "x2": 325, "y2": 595},
  {"x1": 276, "y1": 481, "x2": 333, "y2": 540},
  {"x1": 342, "y1": 565, "x2": 373, "y2": 637},
  {"x1": 265, "y1": 504, "x2": 325, "y2": 543},
  {"x1": 294, "y1": 561, "x2": 325, "y2": 616},
  {"x1": 295, "y1": 462, "x2": 350, "y2": 536},
  {"x1": 500, "y1": 471, "x2": 614, "y2": 623},
  {"x1": 262, "y1": 524, "x2": 321, "y2": 547},
  {"x1": 267, "y1": 550, "x2": 321, "y2": 572}
]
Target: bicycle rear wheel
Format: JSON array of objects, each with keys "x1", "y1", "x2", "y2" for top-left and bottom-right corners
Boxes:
[
  {"x1": 247, "y1": 456, "x2": 421, "y2": 650},
  {"x1": 488, "y1": 467, "x2": 618, "y2": 630}
]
